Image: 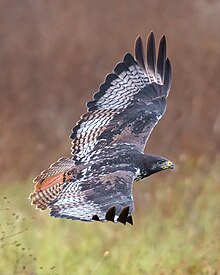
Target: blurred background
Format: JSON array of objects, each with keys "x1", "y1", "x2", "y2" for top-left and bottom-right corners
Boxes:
[
  {"x1": 1, "y1": 0, "x2": 220, "y2": 181},
  {"x1": 0, "y1": 1, "x2": 220, "y2": 274}
]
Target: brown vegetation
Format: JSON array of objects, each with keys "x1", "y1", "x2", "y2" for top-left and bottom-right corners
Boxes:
[{"x1": 0, "y1": 0, "x2": 220, "y2": 181}]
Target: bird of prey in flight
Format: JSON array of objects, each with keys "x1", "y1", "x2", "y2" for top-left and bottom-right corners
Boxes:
[{"x1": 29, "y1": 32, "x2": 174, "y2": 225}]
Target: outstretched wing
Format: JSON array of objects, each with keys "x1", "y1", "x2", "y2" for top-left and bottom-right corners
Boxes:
[
  {"x1": 70, "y1": 32, "x2": 172, "y2": 162},
  {"x1": 49, "y1": 170, "x2": 135, "y2": 224}
]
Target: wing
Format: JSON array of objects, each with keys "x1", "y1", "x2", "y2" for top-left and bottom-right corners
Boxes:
[
  {"x1": 49, "y1": 170, "x2": 135, "y2": 225},
  {"x1": 70, "y1": 32, "x2": 172, "y2": 162}
]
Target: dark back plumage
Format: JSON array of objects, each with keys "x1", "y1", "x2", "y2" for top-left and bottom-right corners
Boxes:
[{"x1": 30, "y1": 32, "x2": 173, "y2": 225}]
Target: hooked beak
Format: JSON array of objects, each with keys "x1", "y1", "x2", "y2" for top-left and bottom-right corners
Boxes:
[
  {"x1": 161, "y1": 160, "x2": 175, "y2": 170},
  {"x1": 167, "y1": 160, "x2": 175, "y2": 169}
]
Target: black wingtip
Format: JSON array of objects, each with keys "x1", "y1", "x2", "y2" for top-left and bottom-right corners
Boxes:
[
  {"x1": 105, "y1": 206, "x2": 116, "y2": 222},
  {"x1": 135, "y1": 36, "x2": 145, "y2": 71},
  {"x1": 92, "y1": 215, "x2": 100, "y2": 221},
  {"x1": 126, "y1": 215, "x2": 133, "y2": 225},
  {"x1": 147, "y1": 32, "x2": 156, "y2": 74},
  {"x1": 117, "y1": 206, "x2": 129, "y2": 225},
  {"x1": 162, "y1": 57, "x2": 172, "y2": 96},
  {"x1": 157, "y1": 35, "x2": 167, "y2": 82}
]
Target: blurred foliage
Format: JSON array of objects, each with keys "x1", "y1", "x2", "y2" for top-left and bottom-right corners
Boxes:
[
  {"x1": 0, "y1": 160, "x2": 219, "y2": 274},
  {"x1": 0, "y1": 0, "x2": 220, "y2": 181}
]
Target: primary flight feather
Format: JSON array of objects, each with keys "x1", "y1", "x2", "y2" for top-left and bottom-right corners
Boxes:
[{"x1": 29, "y1": 32, "x2": 174, "y2": 225}]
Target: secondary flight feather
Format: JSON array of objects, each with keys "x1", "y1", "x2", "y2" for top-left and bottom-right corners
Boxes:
[{"x1": 29, "y1": 32, "x2": 174, "y2": 225}]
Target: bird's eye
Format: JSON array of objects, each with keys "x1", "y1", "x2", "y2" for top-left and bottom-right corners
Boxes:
[{"x1": 157, "y1": 160, "x2": 163, "y2": 165}]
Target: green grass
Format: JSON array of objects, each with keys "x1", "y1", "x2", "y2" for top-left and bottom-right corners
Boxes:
[{"x1": 0, "y1": 161, "x2": 220, "y2": 275}]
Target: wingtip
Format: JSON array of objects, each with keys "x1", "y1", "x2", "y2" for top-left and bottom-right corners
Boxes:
[
  {"x1": 161, "y1": 34, "x2": 166, "y2": 41},
  {"x1": 147, "y1": 31, "x2": 156, "y2": 74},
  {"x1": 160, "y1": 35, "x2": 166, "y2": 52},
  {"x1": 148, "y1": 31, "x2": 155, "y2": 40},
  {"x1": 92, "y1": 214, "x2": 100, "y2": 221},
  {"x1": 117, "y1": 206, "x2": 130, "y2": 225},
  {"x1": 135, "y1": 35, "x2": 142, "y2": 42},
  {"x1": 165, "y1": 57, "x2": 172, "y2": 78},
  {"x1": 162, "y1": 57, "x2": 172, "y2": 96},
  {"x1": 156, "y1": 34, "x2": 167, "y2": 82},
  {"x1": 126, "y1": 215, "x2": 133, "y2": 225},
  {"x1": 134, "y1": 35, "x2": 145, "y2": 71},
  {"x1": 105, "y1": 206, "x2": 116, "y2": 222}
]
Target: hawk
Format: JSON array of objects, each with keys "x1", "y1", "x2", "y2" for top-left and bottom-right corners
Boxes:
[{"x1": 29, "y1": 32, "x2": 174, "y2": 225}]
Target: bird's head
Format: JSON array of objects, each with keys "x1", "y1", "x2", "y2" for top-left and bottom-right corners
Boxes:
[{"x1": 144, "y1": 155, "x2": 175, "y2": 176}]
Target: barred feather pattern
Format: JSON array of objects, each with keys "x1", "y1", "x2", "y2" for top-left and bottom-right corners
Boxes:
[
  {"x1": 70, "y1": 33, "x2": 171, "y2": 162},
  {"x1": 33, "y1": 157, "x2": 75, "y2": 183},
  {"x1": 48, "y1": 143, "x2": 149, "y2": 223},
  {"x1": 30, "y1": 182, "x2": 64, "y2": 210},
  {"x1": 50, "y1": 162, "x2": 135, "y2": 222},
  {"x1": 30, "y1": 32, "x2": 172, "y2": 224},
  {"x1": 30, "y1": 158, "x2": 77, "y2": 210}
]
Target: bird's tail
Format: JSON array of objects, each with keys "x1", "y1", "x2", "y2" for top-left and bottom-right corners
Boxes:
[
  {"x1": 29, "y1": 172, "x2": 66, "y2": 210},
  {"x1": 29, "y1": 157, "x2": 76, "y2": 210}
]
